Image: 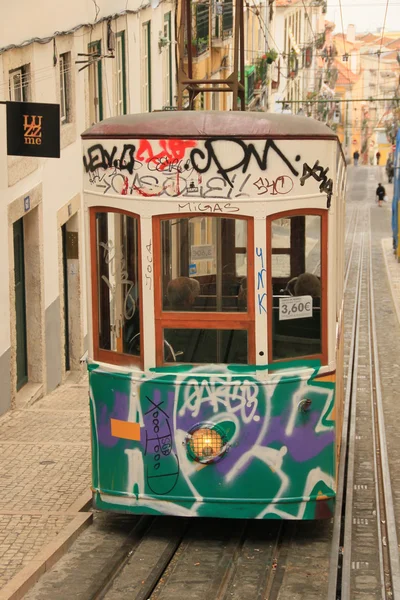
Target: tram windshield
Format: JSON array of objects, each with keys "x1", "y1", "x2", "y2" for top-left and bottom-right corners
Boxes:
[
  {"x1": 161, "y1": 216, "x2": 247, "y2": 312},
  {"x1": 159, "y1": 216, "x2": 251, "y2": 364},
  {"x1": 270, "y1": 214, "x2": 323, "y2": 361}
]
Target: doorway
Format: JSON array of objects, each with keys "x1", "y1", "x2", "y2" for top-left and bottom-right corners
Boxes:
[
  {"x1": 61, "y1": 223, "x2": 71, "y2": 372},
  {"x1": 13, "y1": 218, "x2": 28, "y2": 390}
]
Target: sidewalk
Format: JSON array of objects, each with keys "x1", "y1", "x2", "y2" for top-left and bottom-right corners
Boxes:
[{"x1": 0, "y1": 374, "x2": 92, "y2": 599}]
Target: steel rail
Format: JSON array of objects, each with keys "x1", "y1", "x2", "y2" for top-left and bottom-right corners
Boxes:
[
  {"x1": 340, "y1": 231, "x2": 365, "y2": 600},
  {"x1": 327, "y1": 217, "x2": 365, "y2": 599}
]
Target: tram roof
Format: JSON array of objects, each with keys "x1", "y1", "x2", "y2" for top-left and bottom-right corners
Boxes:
[{"x1": 82, "y1": 111, "x2": 339, "y2": 141}]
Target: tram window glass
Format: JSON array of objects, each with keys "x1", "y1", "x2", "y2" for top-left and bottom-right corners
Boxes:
[
  {"x1": 95, "y1": 211, "x2": 140, "y2": 357},
  {"x1": 270, "y1": 214, "x2": 322, "y2": 361},
  {"x1": 163, "y1": 329, "x2": 248, "y2": 364},
  {"x1": 161, "y1": 216, "x2": 248, "y2": 312}
]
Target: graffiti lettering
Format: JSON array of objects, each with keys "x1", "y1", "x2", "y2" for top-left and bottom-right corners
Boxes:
[
  {"x1": 83, "y1": 143, "x2": 138, "y2": 174},
  {"x1": 300, "y1": 161, "x2": 333, "y2": 201},
  {"x1": 145, "y1": 239, "x2": 153, "y2": 290},
  {"x1": 180, "y1": 377, "x2": 260, "y2": 424},
  {"x1": 143, "y1": 395, "x2": 179, "y2": 495},
  {"x1": 253, "y1": 175, "x2": 294, "y2": 196},
  {"x1": 178, "y1": 201, "x2": 240, "y2": 213},
  {"x1": 256, "y1": 247, "x2": 267, "y2": 315},
  {"x1": 137, "y1": 139, "x2": 197, "y2": 170},
  {"x1": 190, "y1": 139, "x2": 299, "y2": 187},
  {"x1": 99, "y1": 241, "x2": 135, "y2": 320}
]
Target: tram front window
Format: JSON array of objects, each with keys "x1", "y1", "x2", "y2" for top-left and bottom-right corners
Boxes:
[
  {"x1": 95, "y1": 211, "x2": 140, "y2": 357},
  {"x1": 161, "y1": 216, "x2": 247, "y2": 312},
  {"x1": 270, "y1": 214, "x2": 323, "y2": 361},
  {"x1": 158, "y1": 216, "x2": 251, "y2": 364}
]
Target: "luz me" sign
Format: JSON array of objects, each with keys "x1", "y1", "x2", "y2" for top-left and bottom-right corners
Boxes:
[{"x1": 6, "y1": 101, "x2": 60, "y2": 158}]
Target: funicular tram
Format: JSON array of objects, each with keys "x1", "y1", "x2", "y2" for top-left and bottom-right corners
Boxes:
[{"x1": 82, "y1": 111, "x2": 346, "y2": 520}]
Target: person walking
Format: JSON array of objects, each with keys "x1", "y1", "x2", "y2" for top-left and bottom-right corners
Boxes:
[
  {"x1": 386, "y1": 158, "x2": 394, "y2": 183},
  {"x1": 376, "y1": 182, "x2": 386, "y2": 207},
  {"x1": 353, "y1": 150, "x2": 360, "y2": 166},
  {"x1": 376, "y1": 151, "x2": 381, "y2": 165}
]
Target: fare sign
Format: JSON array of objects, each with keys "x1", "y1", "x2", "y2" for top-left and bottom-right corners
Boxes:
[{"x1": 279, "y1": 295, "x2": 313, "y2": 320}]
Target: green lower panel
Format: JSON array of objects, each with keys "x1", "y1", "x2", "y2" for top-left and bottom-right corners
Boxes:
[{"x1": 89, "y1": 360, "x2": 336, "y2": 520}]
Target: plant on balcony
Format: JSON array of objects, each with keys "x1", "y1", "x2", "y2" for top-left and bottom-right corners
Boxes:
[
  {"x1": 191, "y1": 36, "x2": 209, "y2": 57},
  {"x1": 255, "y1": 56, "x2": 267, "y2": 86},
  {"x1": 315, "y1": 32, "x2": 325, "y2": 50},
  {"x1": 265, "y1": 48, "x2": 278, "y2": 64}
]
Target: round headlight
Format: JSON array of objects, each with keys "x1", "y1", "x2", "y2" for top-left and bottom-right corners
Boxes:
[{"x1": 185, "y1": 424, "x2": 228, "y2": 463}]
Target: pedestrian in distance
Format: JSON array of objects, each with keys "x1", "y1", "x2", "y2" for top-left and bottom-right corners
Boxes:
[
  {"x1": 376, "y1": 151, "x2": 381, "y2": 165},
  {"x1": 376, "y1": 182, "x2": 386, "y2": 207},
  {"x1": 386, "y1": 158, "x2": 394, "y2": 183},
  {"x1": 353, "y1": 150, "x2": 360, "y2": 166}
]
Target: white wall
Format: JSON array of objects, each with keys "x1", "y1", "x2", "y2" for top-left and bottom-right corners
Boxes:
[{"x1": 0, "y1": 0, "x2": 147, "y2": 50}]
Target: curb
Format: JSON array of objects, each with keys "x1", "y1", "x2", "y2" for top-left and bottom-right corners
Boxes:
[
  {"x1": 0, "y1": 491, "x2": 93, "y2": 600},
  {"x1": 382, "y1": 237, "x2": 400, "y2": 326}
]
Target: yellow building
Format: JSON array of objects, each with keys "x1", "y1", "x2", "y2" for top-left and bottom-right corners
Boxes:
[{"x1": 182, "y1": 0, "x2": 269, "y2": 111}]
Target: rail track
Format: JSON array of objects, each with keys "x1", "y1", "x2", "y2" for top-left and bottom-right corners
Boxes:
[{"x1": 328, "y1": 204, "x2": 400, "y2": 600}]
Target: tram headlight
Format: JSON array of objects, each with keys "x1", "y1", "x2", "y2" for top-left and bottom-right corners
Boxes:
[{"x1": 185, "y1": 424, "x2": 228, "y2": 463}]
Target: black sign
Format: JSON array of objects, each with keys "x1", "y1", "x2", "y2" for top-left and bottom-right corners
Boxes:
[{"x1": 6, "y1": 101, "x2": 60, "y2": 158}]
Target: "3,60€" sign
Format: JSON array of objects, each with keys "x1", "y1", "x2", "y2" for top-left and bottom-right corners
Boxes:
[{"x1": 279, "y1": 295, "x2": 313, "y2": 320}]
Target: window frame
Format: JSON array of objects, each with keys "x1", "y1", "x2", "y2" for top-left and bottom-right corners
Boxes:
[
  {"x1": 115, "y1": 31, "x2": 127, "y2": 115},
  {"x1": 9, "y1": 65, "x2": 30, "y2": 102},
  {"x1": 89, "y1": 207, "x2": 143, "y2": 368},
  {"x1": 88, "y1": 40, "x2": 103, "y2": 123},
  {"x1": 163, "y1": 13, "x2": 173, "y2": 108},
  {"x1": 153, "y1": 213, "x2": 255, "y2": 367},
  {"x1": 266, "y1": 208, "x2": 328, "y2": 365},
  {"x1": 59, "y1": 52, "x2": 71, "y2": 124},
  {"x1": 141, "y1": 21, "x2": 152, "y2": 113}
]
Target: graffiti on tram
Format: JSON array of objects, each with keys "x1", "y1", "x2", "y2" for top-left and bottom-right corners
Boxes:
[
  {"x1": 89, "y1": 360, "x2": 336, "y2": 520},
  {"x1": 83, "y1": 138, "x2": 334, "y2": 202}
]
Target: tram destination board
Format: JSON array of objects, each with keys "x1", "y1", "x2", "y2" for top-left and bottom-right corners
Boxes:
[{"x1": 279, "y1": 295, "x2": 313, "y2": 320}]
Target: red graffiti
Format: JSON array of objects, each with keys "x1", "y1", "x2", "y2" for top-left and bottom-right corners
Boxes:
[
  {"x1": 136, "y1": 139, "x2": 197, "y2": 171},
  {"x1": 121, "y1": 176, "x2": 129, "y2": 196}
]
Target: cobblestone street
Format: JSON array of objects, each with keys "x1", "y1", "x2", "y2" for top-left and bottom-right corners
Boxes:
[{"x1": 0, "y1": 377, "x2": 92, "y2": 597}]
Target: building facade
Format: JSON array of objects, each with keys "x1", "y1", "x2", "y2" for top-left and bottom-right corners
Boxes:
[{"x1": 0, "y1": 0, "x2": 176, "y2": 414}]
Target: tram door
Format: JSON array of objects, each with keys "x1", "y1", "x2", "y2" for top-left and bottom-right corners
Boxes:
[{"x1": 13, "y1": 218, "x2": 28, "y2": 390}]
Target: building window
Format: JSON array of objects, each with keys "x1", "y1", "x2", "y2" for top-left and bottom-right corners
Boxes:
[
  {"x1": 9, "y1": 65, "x2": 30, "y2": 102},
  {"x1": 141, "y1": 22, "x2": 152, "y2": 112},
  {"x1": 154, "y1": 215, "x2": 254, "y2": 365},
  {"x1": 59, "y1": 52, "x2": 71, "y2": 124},
  {"x1": 222, "y1": 0, "x2": 233, "y2": 33},
  {"x1": 163, "y1": 13, "x2": 173, "y2": 108},
  {"x1": 90, "y1": 209, "x2": 142, "y2": 367},
  {"x1": 88, "y1": 41, "x2": 103, "y2": 123},
  {"x1": 115, "y1": 32, "x2": 127, "y2": 115}
]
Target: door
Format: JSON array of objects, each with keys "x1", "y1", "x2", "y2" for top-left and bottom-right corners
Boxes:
[
  {"x1": 13, "y1": 218, "x2": 28, "y2": 390},
  {"x1": 61, "y1": 224, "x2": 70, "y2": 372}
]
